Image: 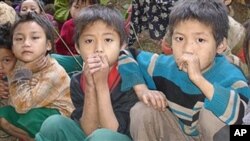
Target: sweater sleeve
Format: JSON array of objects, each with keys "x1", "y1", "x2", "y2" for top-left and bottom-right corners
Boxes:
[
  {"x1": 118, "y1": 49, "x2": 145, "y2": 91},
  {"x1": 70, "y1": 72, "x2": 84, "y2": 122},
  {"x1": 118, "y1": 48, "x2": 158, "y2": 91},
  {"x1": 204, "y1": 81, "x2": 250, "y2": 124}
]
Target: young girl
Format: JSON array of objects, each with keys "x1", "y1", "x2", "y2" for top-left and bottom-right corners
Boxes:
[
  {"x1": 55, "y1": 0, "x2": 99, "y2": 55},
  {"x1": 19, "y1": 0, "x2": 58, "y2": 30},
  {"x1": 0, "y1": 12, "x2": 74, "y2": 140},
  {"x1": 35, "y1": 5, "x2": 138, "y2": 141}
]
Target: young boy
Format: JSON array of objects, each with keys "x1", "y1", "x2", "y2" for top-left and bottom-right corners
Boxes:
[
  {"x1": 118, "y1": 0, "x2": 250, "y2": 140},
  {"x1": 0, "y1": 23, "x2": 18, "y2": 141},
  {"x1": 0, "y1": 12, "x2": 74, "y2": 140},
  {"x1": 35, "y1": 5, "x2": 138, "y2": 141},
  {"x1": 0, "y1": 23, "x2": 16, "y2": 101}
]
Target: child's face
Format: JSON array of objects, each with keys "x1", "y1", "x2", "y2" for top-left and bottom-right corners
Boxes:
[
  {"x1": 70, "y1": 0, "x2": 89, "y2": 19},
  {"x1": 76, "y1": 20, "x2": 121, "y2": 67},
  {"x1": 20, "y1": 0, "x2": 41, "y2": 16},
  {"x1": 0, "y1": 48, "x2": 17, "y2": 78},
  {"x1": 12, "y1": 21, "x2": 52, "y2": 63},
  {"x1": 172, "y1": 19, "x2": 223, "y2": 72}
]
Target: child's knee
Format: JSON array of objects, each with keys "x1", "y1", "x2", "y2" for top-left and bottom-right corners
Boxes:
[
  {"x1": 92, "y1": 128, "x2": 113, "y2": 136},
  {"x1": 198, "y1": 108, "x2": 226, "y2": 140},
  {"x1": 87, "y1": 129, "x2": 131, "y2": 141},
  {"x1": 130, "y1": 102, "x2": 155, "y2": 121},
  {"x1": 0, "y1": 117, "x2": 9, "y2": 128},
  {"x1": 36, "y1": 115, "x2": 82, "y2": 141},
  {"x1": 39, "y1": 115, "x2": 67, "y2": 135},
  {"x1": 213, "y1": 126, "x2": 230, "y2": 141}
]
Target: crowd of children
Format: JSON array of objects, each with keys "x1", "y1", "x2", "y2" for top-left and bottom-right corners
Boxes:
[{"x1": 0, "y1": 0, "x2": 250, "y2": 141}]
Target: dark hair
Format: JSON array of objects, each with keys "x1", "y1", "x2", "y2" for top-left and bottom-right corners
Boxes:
[
  {"x1": 20, "y1": 0, "x2": 45, "y2": 14},
  {"x1": 168, "y1": 0, "x2": 229, "y2": 46},
  {"x1": 11, "y1": 12, "x2": 54, "y2": 54},
  {"x1": 243, "y1": 19, "x2": 250, "y2": 74},
  {"x1": 74, "y1": 4, "x2": 127, "y2": 47},
  {"x1": 69, "y1": 0, "x2": 100, "y2": 7},
  {"x1": 0, "y1": 23, "x2": 12, "y2": 50}
]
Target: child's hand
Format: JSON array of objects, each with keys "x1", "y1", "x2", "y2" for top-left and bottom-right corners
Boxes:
[
  {"x1": 92, "y1": 53, "x2": 109, "y2": 85},
  {"x1": 85, "y1": 53, "x2": 109, "y2": 85},
  {"x1": 84, "y1": 56, "x2": 95, "y2": 88},
  {"x1": 85, "y1": 53, "x2": 102, "y2": 74},
  {"x1": 176, "y1": 52, "x2": 202, "y2": 82},
  {"x1": 30, "y1": 77, "x2": 38, "y2": 88},
  {"x1": 134, "y1": 84, "x2": 167, "y2": 112},
  {"x1": 0, "y1": 80, "x2": 9, "y2": 99},
  {"x1": 140, "y1": 90, "x2": 168, "y2": 112},
  {"x1": 25, "y1": 55, "x2": 49, "y2": 73}
]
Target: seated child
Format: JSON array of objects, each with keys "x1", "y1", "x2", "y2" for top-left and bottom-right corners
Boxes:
[
  {"x1": 0, "y1": 22, "x2": 17, "y2": 141},
  {"x1": 118, "y1": 0, "x2": 250, "y2": 140},
  {"x1": 0, "y1": 12, "x2": 74, "y2": 140},
  {"x1": 35, "y1": 5, "x2": 138, "y2": 141},
  {"x1": 0, "y1": 23, "x2": 17, "y2": 106},
  {"x1": 0, "y1": 3, "x2": 18, "y2": 140}
]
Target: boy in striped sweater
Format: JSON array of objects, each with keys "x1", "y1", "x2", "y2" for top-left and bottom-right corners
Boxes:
[{"x1": 118, "y1": 0, "x2": 250, "y2": 140}]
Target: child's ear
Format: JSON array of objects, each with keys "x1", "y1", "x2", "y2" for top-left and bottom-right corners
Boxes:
[
  {"x1": 75, "y1": 43, "x2": 80, "y2": 54},
  {"x1": 120, "y1": 42, "x2": 127, "y2": 49},
  {"x1": 216, "y1": 37, "x2": 228, "y2": 54},
  {"x1": 46, "y1": 41, "x2": 52, "y2": 51},
  {"x1": 224, "y1": 0, "x2": 232, "y2": 6}
]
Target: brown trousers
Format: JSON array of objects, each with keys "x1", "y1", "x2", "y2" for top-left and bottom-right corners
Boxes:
[{"x1": 130, "y1": 102, "x2": 226, "y2": 141}]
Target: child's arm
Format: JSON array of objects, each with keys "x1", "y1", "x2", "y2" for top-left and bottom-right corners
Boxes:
[
  {"x1": 176, "y1": 53, "x2": 214, "y2": 99},
  {"x1": 178, "y1": 53, "x2": 250, "y2": 124},
  {"x1": 119, "y1": 48, "x2": 167, "y2": 111},
  {"x1": 0, "y1": 79, "x2": 9, "y2": 99},
  {"x1": 80, "y1": 56, "x2": 100, "y2": 135},
  {"x1": 92, "y1": 53, "x2": 119, "y2": 131},
  {"x1": 134, "y1": 84, "x2": 167, "y2": 111}
]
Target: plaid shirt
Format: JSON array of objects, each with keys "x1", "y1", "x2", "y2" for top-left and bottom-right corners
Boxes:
[{"x1": 8, "y1": 57, "x2": 74, "y2": 117}]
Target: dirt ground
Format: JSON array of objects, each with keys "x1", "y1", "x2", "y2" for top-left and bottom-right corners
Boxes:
[{"x1": 232, "y1": 1, "x2": 250, "y2": 24}]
